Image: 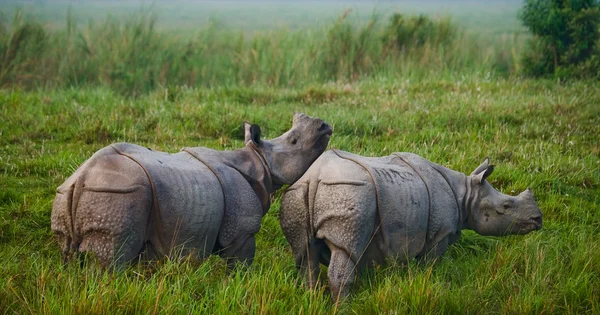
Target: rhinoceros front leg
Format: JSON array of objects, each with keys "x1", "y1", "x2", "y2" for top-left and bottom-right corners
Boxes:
[
  {"x1": 326, "y1": 241, "x2": 356, "y2": 301},
  {"x1": 417, "y1": 236, "x2": 449, "y2": 264},
  {"x1": 220, "y1": 234, "x2": 256, "y2": 271}
]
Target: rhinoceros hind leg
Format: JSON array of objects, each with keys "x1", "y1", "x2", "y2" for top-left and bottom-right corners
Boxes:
[
  {"x1": 78, "y1": 231, "x2": 145, "y2": 268},
  {"x1": 75, "y1": 190, "x2": 150, "y2": 268},
  {"x1": 326, "y1": 241, "x2": 355, "y2": 302},
  {"x1": 298, "y1": 238, "x2": 326, "y2": 289},
  {"x1": 52, "y1": 230, "x2": 74, "y2": 263}
]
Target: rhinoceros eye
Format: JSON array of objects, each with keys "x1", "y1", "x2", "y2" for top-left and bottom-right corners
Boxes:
[
  {"x1": 502, "y1": 202, "x2": 512, "y2": 210},
  {"x1": 291, "y1": 138, "x2": 298, "y2": 145}
]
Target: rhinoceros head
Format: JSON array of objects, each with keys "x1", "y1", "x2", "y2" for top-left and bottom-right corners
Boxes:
[
  {"x1": 466, "y1": 158, "x2": 543, "y2": 236},
  {"x1": 244, "y1": 112, "x2": 332, "y2": 186}
]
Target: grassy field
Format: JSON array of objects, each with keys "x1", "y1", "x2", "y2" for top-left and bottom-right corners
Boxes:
[{"x1": 1, "y1": 1, "x2": 600, "y2": 314}]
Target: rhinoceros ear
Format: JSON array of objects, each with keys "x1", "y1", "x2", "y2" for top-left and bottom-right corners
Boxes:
[
  {"x1": 473, "y1": 165, "x2": 495, "y2": 184},
  {"x1": 244, "y1": 122, "x2": 261, "y2": 145},
  {"x1": 471, "y1": 157, "x2": 490, "y2": 176}
]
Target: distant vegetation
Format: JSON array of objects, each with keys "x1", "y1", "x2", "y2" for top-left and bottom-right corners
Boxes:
[{"x1": 0, "y1": 8, "x2": 520, "y2": 95}]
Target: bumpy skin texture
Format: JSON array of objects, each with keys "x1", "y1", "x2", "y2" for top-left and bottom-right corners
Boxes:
[
  {"x1": 52, "y1": 113, "x2": 332, "y2": 268},
  {"x1": 280, "y1": 150, "x2": 543, "y2": 300}
]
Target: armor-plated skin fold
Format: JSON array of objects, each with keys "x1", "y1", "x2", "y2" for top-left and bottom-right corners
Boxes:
[
  {"x1": 280, "y1": 150, "x2": 543, "y2": 299},
  {"x1": 51, "y1": 113, "x2": 332, "y2": 269}
]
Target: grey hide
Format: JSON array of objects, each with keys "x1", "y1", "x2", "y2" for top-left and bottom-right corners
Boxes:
[
  {"x1": 280, "y1": 150, "x2": 543, "y2": 299},
  {"x1": 51, "y1": 113, "x2": 332, "y2": 269}
]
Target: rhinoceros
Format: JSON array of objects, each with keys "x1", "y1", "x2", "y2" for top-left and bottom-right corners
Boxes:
[
  {"x1": 51, "y1": 113, "x2": 332, "y2": 269},
  {"x1": 280, "y1": 150, "x2": 543, "y2": 299}
]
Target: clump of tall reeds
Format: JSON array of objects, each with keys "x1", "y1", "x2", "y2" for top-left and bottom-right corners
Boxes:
[
  {"x1": 0, "y1": 9, "x2": 518, "y2": 95},
  {"x1": 0, "y1": 11, "x2": 47, "y2": 88}
]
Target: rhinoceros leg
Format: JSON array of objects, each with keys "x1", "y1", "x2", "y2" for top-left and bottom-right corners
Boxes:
[
  {"x1": 326, "y1": 240, "x2": 355, "y2": 301},
  {"x1": 417, "y1": 235, "x2": 449, "y2": 264},
  {"x1": 76, "y1": 187, "x2": 152, "y2": 267},
  {"x1": 280, "y1": 183, "x2": 324, "y2": 287},
  {"x1": 219, "y1": 234, "x2": 256, "y2": 270}
]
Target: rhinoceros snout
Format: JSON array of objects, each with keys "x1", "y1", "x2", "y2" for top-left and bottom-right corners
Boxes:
[
  {"x1": 529, "y1": 214, "x2": 543, "y2": 230},
  {"x1": 516, "y1": 214, "x2": 542, "y2": 234},
  {"x1": 318, "y1": 121, "x2": 333, "y2": 135}
]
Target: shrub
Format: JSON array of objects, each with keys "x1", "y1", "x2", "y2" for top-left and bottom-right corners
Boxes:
[
  {"x1": 382, "y1": 13, "x2": 456, "y2": 51},
  {"x1": 519, "y1": 0, "x2": 600, "y2": 79},
  {"x1": 0, "y1": 12, "x2": 47, "y2": 87},
  {"x1": 318, "y1": 10, "x2": 379, "y2": 81}
]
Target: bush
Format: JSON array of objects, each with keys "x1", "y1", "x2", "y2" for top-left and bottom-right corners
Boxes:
[
  {"x1": 519, "y1": 0, "x2": 600, "y2": 79},
  {"x1": 382, "y1": 13, "x2": 456, "y2": 51},
  {"x1": 0, "y1": 12, "x2": 47, "y2": 87}
]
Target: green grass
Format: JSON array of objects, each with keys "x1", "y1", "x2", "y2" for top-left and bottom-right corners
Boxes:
[
  {"x1": 1, "y1": 1, "x2": 599, "y2": 313},
  {"x1": 1, "y1": 78, "x2": 599, "y2": 313}
]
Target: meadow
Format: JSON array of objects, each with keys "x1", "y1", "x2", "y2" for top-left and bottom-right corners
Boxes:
[{"x1": 1, "y1": 0, "x2": 599, "y2": 313}]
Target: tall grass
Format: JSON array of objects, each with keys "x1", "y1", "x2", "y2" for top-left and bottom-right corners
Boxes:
[{"x1": 0, "y1": 10, "x2": 521, "y2": 95}]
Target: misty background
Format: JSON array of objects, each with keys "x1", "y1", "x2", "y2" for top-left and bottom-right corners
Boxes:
[{"x1": 1, "y1": 0, "x2": 525, "y2": 35}]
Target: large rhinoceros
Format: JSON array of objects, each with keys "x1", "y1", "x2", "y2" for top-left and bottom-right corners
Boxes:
[
  {"x1": 280, "y1": 150, "x2": 543, "y2": 299},
  {"x1": 51, "y1": 113, "x2": 332, "y2": 268}
]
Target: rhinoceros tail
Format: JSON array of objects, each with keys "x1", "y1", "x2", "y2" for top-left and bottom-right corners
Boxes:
[
  {"x1": 281, "y1": 182, "x2": 313, "y2": 266},
  {"x1": 51, "y1": 171, "x2": 85, "y2": 263}
]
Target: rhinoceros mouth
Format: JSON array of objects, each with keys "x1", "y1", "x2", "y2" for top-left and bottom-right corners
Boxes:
[
  {"x1": 318, "y1": 122, "x2": 333, "y2": 134},
  {"x1": 527, "y1": 215, "x2": 543, "y2": 230},
  {"x1": 315, "y1": 125, "x2": 333, "y2": 148},
  {"x1": 514, "y1": 220, "x2": 542, "y2": 234},
  {"x1": 318, "y1": 133, "x2": 331, "y2": 146}
]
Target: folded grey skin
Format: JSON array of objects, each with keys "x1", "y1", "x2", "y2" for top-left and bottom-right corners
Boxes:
[
  {"x1": 51, "y1": 113, "x2": 332, "y2": 269},
  {"x1": 280, "y1": 150, "x2": 542, "y2": 299}
]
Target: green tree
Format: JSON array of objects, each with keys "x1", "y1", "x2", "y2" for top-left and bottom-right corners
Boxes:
[{"x1": 519, "y1": 0, "x2": 600, "y2": 78}]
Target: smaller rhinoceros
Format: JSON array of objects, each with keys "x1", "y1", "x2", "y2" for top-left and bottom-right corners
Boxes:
[
  {"x1": 51, "y1": 113, "x2": 332, "y2": 269},
  {"x1": 280, "y1": 150, "x2": 543, "y2": 299}
]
